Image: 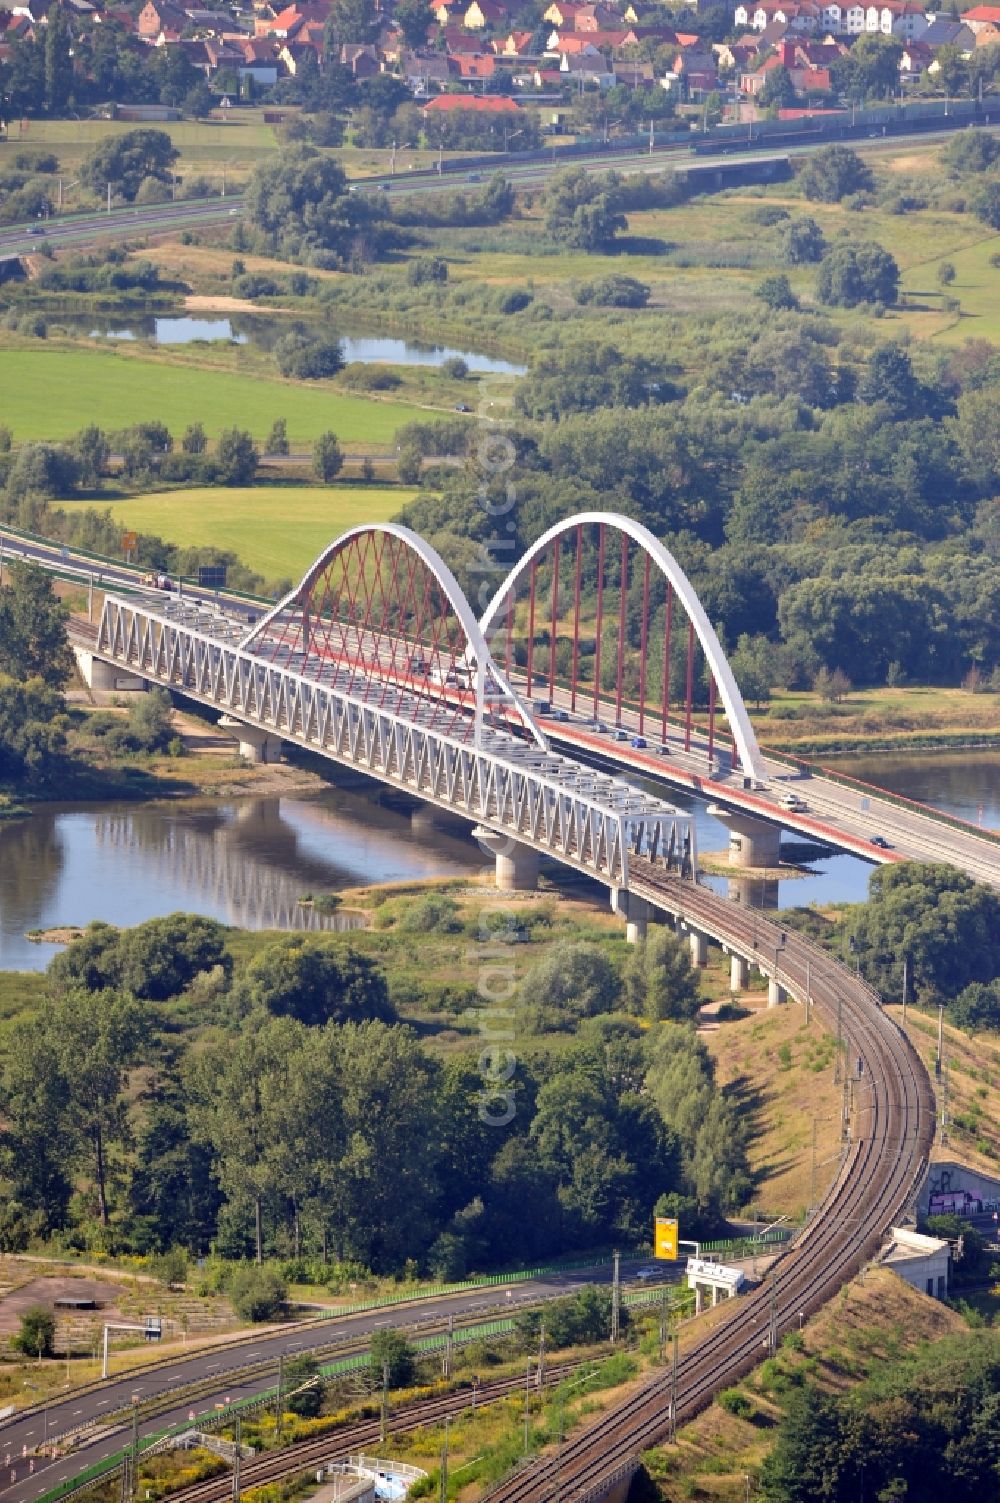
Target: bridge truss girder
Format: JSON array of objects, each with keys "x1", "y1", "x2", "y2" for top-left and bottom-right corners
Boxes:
[{"x1": 96, "y1": 595, "x2": 693, "y2": 889}]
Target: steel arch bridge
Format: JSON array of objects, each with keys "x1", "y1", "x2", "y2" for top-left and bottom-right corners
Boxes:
[
  {"x1": 481, "y1": 512, "x2": 767, "y2": 786},
  {"x1": 93, "y1": 523, "x2": 698, "y2": 889}
]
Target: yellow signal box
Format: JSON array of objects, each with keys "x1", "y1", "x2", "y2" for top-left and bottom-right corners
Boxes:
[{"x1": 654, "y1": 1216, "x2": 679, "y2": 1260}]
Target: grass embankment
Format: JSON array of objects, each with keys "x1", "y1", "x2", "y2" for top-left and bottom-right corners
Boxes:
[
  {"x1": 891, "y1": 1007, "x2": 1000, "y2": 1180},
  {"x1": 644, "y1": 1265, "x2": 966, "y2": 1502},
  {"x1": 703, "y1": 1000, "x2": 842, "y2": 1221},
  {"x1": 98, "y1": 486, "x2": 412, "y2": 580},
  {"x1": 0, "y1": 345, "x2": 427, "y2": 448}
]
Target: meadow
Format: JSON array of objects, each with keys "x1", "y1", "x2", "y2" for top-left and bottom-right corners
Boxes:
[
  {"x1": 98, "y1": 484, "x2": 412, "y2": 580},
  {"x1": 0, "y1": 345, "x2": 427, "y2": 448}
]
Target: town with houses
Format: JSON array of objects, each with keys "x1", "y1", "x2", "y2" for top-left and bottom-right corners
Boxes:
[{"x1": 0, "y1": 0, "x2": 998, "y2": 135}]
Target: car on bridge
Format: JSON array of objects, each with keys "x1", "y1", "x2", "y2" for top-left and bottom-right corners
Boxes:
[
  {"x1": 631, "y1": 735, "x2": 647, "y2": 749},
  {"x1": 871, "y1": 835, "x2": 892, "y2": 849}
]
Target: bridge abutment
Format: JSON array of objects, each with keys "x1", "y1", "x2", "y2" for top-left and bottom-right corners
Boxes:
[
  {"x1": 472, "y1": 827, "x2": 540, "y2": 892},
  {"x1": 708, "y1": 805, "x2": 782, "y2": 868},
  {"x1": 218, "y1": 716, "x2": 283, "y2": 765},
  {"x1": 73, "y1": 646, "x2": 146, "y2": 693}
]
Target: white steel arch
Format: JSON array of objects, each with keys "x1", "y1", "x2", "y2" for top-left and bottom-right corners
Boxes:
[
  {"x1": 480, "y1": 511, "x2": 767, "y2": 785},
  {"x1": 241, "y1": 522, "x2": 547, "y2": 749}
]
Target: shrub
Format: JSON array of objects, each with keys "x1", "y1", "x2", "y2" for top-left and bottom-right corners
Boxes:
[
  {"x1": 233, "y1": 273, "x2": 281, "y2": 299},
  {"x1": 275, "y1": 332, "x2": 344, "y2": 380},
  {"x1": 755, "y1": 273, "x2": 798, "y2": 311},
  {"x1": 228, "y1": 1265, "x2": 287, "y2": 1322},
  {"x1": 575, "y1": 273, "x2": 650, "y2": 309},
  {"x1": 497, "y1": 289, "x2": 532, "y2": 313},
  {"x1": 718, "y1": 1387, "x2": 753, "y2": 1418},
  {"x1": 441, "y1": 356, "x2": 468, "y2": 379},
  {"x1": 341, "y1": 364, "x2": 402, "y2": 391}
]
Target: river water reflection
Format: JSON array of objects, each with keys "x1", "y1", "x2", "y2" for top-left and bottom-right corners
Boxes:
[
  {"x1": 2, "y1": 753, "x2": 992, "y2": 972},
  {"x1": 0, "y1": 787, "x2": 489, "y2": 972}
]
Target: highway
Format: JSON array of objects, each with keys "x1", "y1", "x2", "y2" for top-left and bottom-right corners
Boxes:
[
  {"x1": 0, "y1": 1262, "x2": 630, "y2": 1503},
  {"x1": 1, "y1": 120, "x2": 996, "y2": 263}
]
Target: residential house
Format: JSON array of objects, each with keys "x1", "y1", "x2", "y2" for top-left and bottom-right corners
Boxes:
[
  {"x1": 864, "y1": 2, "x2": 928, "y2": 39},
  {"x1": 921, "y1": 17, "x2": 975, "y2": 47},
  {"x1": 341, "y1": 41, "x2": 379, "y2": 76},
  {"x1": 612, "y1": 57, "x2": 655, "y2": 84},
  {"x1": 463, "y1": 0, "x2": 509, "y2": 27},
  {"x1": 898, "y1": 38, "x2": 932, "y2": 73},
  {"x1": 452, "y1": 48, "x2": 497, "y2": 77},
  {"x1": 423, "y1": 90, "x2": 520, "y2": 108},
  {"x1": 961, "y1": 4, "x2": 1000, "y2": 31},
  {"x1": 401, "y1": 47, "x2": 453, "y2": 89},
  {"x1": 137, "y1": 0, "x2": 188, "y2": 38},
  {"x1": 500, "y1": 29, "x2": 535, "y2": 52},
  {"x1": 559, "y1": 47, "x2": 615, "y2": 83}
]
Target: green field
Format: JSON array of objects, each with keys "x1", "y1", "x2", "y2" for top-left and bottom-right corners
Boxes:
[
  {"x1": 0, "y1": 347, "x2": 427, "y2": 448},
  {"x1": 99, "y1": 485, "x2": 411, "y2": 580},
  {"x1": 900, "y1": 230, "x2": 1000, "y2": 344}
]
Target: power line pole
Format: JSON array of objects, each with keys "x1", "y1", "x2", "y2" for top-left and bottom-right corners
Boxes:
[
  {"x1": 659, "y1": 1286, "x2": 669, "y2": 1363},
  {"x1": 379, "y1": 1362, "x2": 389, "y2": 1445},
  {"x1": 901, "y1": 955, "x2": 908, "y2": 1025},
  {"x1": 443, "y1": 1315, "x2": 453, "y2": 1380},
  {"x1": 768, "y1": 1275, "x2": 778, "y2": 1355},
  {"x1": 523, "y1": 1360, "x2": 532, "y2": 1456},
  {"x1": 668, "y1": 1332, "x2": 679, "y2": 1443},
  {"x1": 231, "y1": 1416, "x2": 241, "y2": 1503},
  {"x1": 835, "y1": 992, "x2": 843, "y2": 1084},
  {"x1": 810, "y1": 1117, "x2": 818, "y2": 1214},
  {"x1": 538, "y1": 1323, "x2": 546, "y2": 1386},
  {"x1": 611, "y1": 1249, "x2": 621, "y2": 1343},
  {"x1": 275, "y1": 1353, "x2": 284, "y2": 1441},
  {"x1": 439, "y1": 1416, "x2": 449, "y2": 1503}
]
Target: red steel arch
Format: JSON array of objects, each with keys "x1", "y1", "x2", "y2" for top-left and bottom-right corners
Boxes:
[
  {"x1": 241, "y1": 524, "x2": 541, "y2": 745},
  {"x1": 481, "y1": 513, "x2": 766, "y2": 783}
]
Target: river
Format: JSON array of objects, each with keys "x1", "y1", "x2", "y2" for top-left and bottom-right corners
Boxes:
[{"x1": 1, "y1": 752, "x2": 994, "y2": 973}]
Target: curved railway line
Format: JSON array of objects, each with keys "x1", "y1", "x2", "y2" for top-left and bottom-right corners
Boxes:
[{"x1": 481, "y1": 865, "x2": 936, "y2": 1502}]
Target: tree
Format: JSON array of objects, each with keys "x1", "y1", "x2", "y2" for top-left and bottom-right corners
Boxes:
[
  {"x1": 181, "y1": 422, "x2": 207, "y2": 455},
  {"x1": 81, "y1": 129, "x2": 178, "y2": 203},
  {"x1": 215, "y1": 428, "x2": 258, "y2": 485},
  {"x1": 518, "y1": 941, "x2": 621, "y2": 1031},
  {"x1": 7, "y1": 989, "x2": 150, "y2": 1227},
  {"x1": 48, "y1": 914, "x2": 231, "y2": 1002},
  {"x1": 729, "y1": 632, "x2": 773, "y2": 708},
  {"x1": 15, "y1": 1306, "x2": 55, "y2": 1360},
  {"x1": 0, "y1": 676, "x2": 66, "y2": 782},
  {"x1": 244, "y1": 146, "x2": 382, "y2": 266},
  {"x1": 5, "y1": 443, "x2": 80, "y2": 503},
  {"x1": 813, "y1": 665, "x2": 852, "y2": 701},
  {"x1": 759, "y1": 64, "x2": 797, "y2": 110},
  {"x1": 782, "y1": 216, "x2": 826, "y2": 264},
  {"x1": 394, "y1": 0, "x2": 431, "y2": 47},
  {"x1": 845, "y1": 862, "x2": 1000, "y2": 1002},
  {"x1": 73, "y1": 425, "x2": 110, "y2": 487},
  {"x1": 274, "y1": 333, "x2": 344, "y2": 380},
  {"x1": 856, "y1": 343, "x2": 919, "y2": 418},
  {"x1": 816, "y1": 241, "x2": 899, "y2": 307},
  {"x1": 324, "y1": 0, "x2": 379, "y2": 47},
  {"x1": 43, "y1": 9, "x2": 72, "y2": 115},
  {"x1": 798, "y1": 145, "x2": 874, "y2": 203},
  {"x1": 623, "y1": 928, "x2": 702, "y2": 1023},
  {"x1": 942, "y1": 130, "x2": 1000, "y2": 176},
  {"x1": 183, "y1": 82, "x2": 214, "y2": 121},
  {"x1": 755, "y1": 273, "x2": 798, "y2": 311},
  {"x1": 542, "y1": 168, "x2": 626, "y2": 252},
  {"x1": 833, "y1": 33, "x2": 902, "y2": 100},
  {"x1": 236, "y1": 937, "x2": 393, "y2": 1027},
  {"x1": 971, "y1": 178, "x2": 1000, "y2": 230},
  {"x1": 265, "y1": 418, "x2": 289, "y2": 455},
  {"x1": 313, "y1": 431, "x2": 343, "y2": 482},
  {"x1": 369, "y1": 1328, "x2": 415, "y2": 1387},
  {"x1": 284, "y1": 1354, "x2": 324, "y2": 1416},
  {"x1": 0, "y1": 563, "x2": 73, "y2": 688}
]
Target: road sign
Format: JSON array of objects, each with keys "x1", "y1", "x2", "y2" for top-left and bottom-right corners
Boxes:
[
  {"x1": 121, "y1": 531, "x2": 138, "y2": 554},
  {"x1": 198, "y1": 564, "x2": 228, "y2": 590},
  {"x1": 654, "y1": 1216, "x2": 679, "y2": 1260}
]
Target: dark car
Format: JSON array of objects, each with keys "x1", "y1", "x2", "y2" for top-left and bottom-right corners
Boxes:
[
  {"x1": 455, "y1": 403, "x2": 471, "y2": 412},
  {"x1": 630, "y1": 735, "x2": 647, "y2": 749},
  {"x1": 27, "y1": 225, "x2": 46, "y2": 236},
  {"x1": 871, "y1": 835, "x2": 892, "y2": 849}
]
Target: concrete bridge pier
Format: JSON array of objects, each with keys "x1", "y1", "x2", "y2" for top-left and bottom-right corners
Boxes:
[
  {"x1": 708, "y1": 805, "x2": 782, "y2": 868},
  {"x1": 689, "y1": 929, "x2": 709, "y2": 968},
  {"x1": 768, "y1": 977, "x2": 788, "y2": 1007},
  {"x1": 218, "y1": 715, "x2": 282, "y2": 765},
  {"x1": 610, "y1": 889, "x2": 649, "y2": 944},
  {"x1": 472, "y1": 827, "x2": 539, "y2": 891},
  {"x1": 730, "y1": 953, "x2": 750, "y2": 992}
]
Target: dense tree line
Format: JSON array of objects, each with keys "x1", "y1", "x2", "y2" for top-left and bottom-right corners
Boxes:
[
  {"x1": 0, "y1": 916, "x2": 746, "y2": 1267},
  {"x1": 0, "y1": 564, "x2": 71, "y2": 784}
]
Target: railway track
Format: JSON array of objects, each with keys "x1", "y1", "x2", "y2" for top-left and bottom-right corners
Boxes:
[
  {"x1": 483, "y1": 868, "x2": 935, "y2": 1502},
  {"x1": 139, "y1": 1361, "x2": 584, "y2": 1503}
]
